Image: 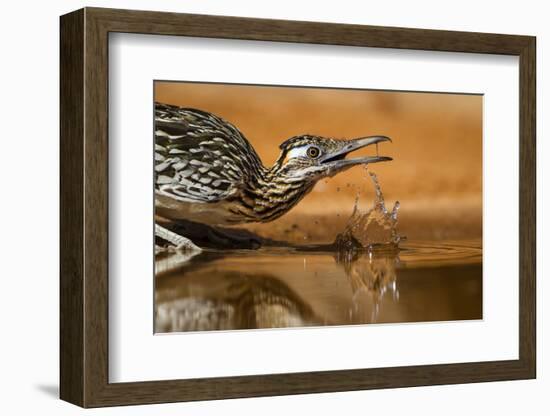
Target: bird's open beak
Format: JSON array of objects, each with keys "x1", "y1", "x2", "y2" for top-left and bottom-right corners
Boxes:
[{"x1": 320, "y1": 136, "x2": 392, "y2": 174}]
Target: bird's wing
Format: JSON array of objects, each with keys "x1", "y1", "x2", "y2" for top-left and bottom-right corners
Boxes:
[{"x1": 154, "y1": 103, "x2": 262, "y2": 203}]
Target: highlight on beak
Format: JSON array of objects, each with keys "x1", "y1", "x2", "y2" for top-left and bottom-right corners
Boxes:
[
  {"x1": 348, "y1": 135, "x2": 392, "y2": 148},
  {"x1": 320, "y1": 135, "x2": 393, "y2": 170}
]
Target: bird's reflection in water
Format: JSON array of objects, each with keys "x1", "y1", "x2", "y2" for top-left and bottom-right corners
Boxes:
[
  {"x1": 335, "y1": 249, "x2": 399, "y2": 323},
  {"x1": 156, "y1": 271, "x2": 320, "y2": 332},
  {"x1": 155, "y1": 234, "x2": 482, "y2": 332},
  {"x1": 155, "y1": 246, "x2": 404, "y2": 332}
]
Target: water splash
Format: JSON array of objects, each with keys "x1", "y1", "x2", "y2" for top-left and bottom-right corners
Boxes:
[
  {"x1": 332, "y1": 169, "x2": 402, "y2": 322},
  {"x1": 335, "y1": 169, "x2": 402, "y2": 252}
]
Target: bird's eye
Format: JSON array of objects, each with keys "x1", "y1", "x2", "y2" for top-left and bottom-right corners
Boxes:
[{"x1": 306, "y1": 146, "x2": 321, "y2": 159}]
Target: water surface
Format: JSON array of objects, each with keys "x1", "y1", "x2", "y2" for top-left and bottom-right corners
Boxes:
[{"x1": 155, "y1": 239, "x2": 482, "y2": 333}]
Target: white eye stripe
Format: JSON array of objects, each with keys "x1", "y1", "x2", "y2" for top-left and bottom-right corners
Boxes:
[
  {"x1": 287, "y1": 145, "x2": 321, "y2": 159},
  {"x1": 287, "y1": 146, "x2": 307, "y2": 159}
]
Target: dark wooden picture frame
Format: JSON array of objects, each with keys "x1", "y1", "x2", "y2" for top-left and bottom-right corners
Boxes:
[{"x1": 60, "y1": 7, "x2": 536, "y2": 408}]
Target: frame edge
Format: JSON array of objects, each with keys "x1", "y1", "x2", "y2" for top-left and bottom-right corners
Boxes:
[
  {"x1": 518, "y1": 36, "x2": 537, "y2": 379},
  {"x1": 60, "y1": 8, "x2": 86, "y2": 408}
]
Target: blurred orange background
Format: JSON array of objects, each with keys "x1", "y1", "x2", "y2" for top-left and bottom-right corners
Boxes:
[{"x1": 155, "y1": 82, "x2": 482, "y2": 243}]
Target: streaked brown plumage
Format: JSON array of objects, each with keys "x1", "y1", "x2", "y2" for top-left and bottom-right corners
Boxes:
[{"x1": 154, "y1": 102, "x2": 392, "y2": 227}]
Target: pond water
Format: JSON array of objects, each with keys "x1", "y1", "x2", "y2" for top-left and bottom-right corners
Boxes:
[{"x1": 155, "y1": 239, "x2": 482, "y2": 333}]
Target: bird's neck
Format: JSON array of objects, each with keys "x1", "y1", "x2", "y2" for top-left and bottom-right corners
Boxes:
[{"x1": 237, "y1": 164, "x2": 313, "y2": 223}]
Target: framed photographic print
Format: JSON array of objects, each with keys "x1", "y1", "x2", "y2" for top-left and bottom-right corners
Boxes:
[{"x1": 60, "y1": 7, "x2": 536, "y2": 407}]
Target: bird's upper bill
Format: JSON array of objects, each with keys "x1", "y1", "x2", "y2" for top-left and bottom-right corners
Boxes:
[{"x1": 319, "y1": 135, "x2": 392, "y2": 175}]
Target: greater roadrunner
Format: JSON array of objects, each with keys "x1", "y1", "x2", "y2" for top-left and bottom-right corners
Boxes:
[{"x1": 154, "y1": 102, "x2": 392, "y2": 251}]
